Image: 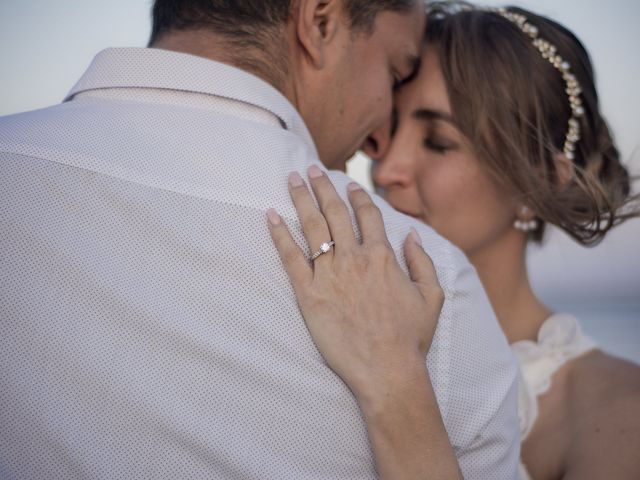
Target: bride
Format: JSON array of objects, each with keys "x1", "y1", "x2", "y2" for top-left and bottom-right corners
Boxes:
[{"x1": 267, "y1": 3, "x2": 640, "y2": 479}]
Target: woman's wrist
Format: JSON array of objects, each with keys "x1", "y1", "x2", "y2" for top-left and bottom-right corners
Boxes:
[
  {"x1": 353, "y1": 360, "x2": 461, "y2": 480},
  {"x1": 354, "y1": 357, "x2": 431, "y2": 419}
]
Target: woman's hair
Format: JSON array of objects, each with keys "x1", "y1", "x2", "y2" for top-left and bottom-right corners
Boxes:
[{"x1": 425, "y1": 2, "x2": 638, "y2": 245}]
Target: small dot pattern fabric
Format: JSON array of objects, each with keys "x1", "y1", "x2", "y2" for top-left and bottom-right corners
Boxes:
[{"x1": 0, "y1": 48, "x2": 520, "y2": 479}]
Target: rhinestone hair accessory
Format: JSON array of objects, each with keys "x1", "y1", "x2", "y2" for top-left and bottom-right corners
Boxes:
[{"x1": 493, "y1": 8, "x2": 585, "y2": 161}]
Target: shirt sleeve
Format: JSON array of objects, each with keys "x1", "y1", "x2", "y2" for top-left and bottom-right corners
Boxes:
[
  {"x1": 324, "y1": 170, "x2": 521, "y2": 478},
  {"x1": 438, "y1": 251, "x2": 521, "y2": 479}
]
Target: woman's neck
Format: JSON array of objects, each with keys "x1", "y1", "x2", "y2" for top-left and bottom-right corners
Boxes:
[{"x1": 469, "y1": 232, "x2": 552, "y2": 344}]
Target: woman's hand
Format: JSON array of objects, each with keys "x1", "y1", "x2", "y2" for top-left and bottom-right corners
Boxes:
[
  {"x1": 266, "y1": 165, "x2": 444, "y2": 405},
  {"x1": 267, "y1": 165, "x2": 462, "y2": 480}
]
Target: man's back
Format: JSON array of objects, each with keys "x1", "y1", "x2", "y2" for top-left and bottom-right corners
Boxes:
[{"x1": 0, "y1": 49, "x2": 519, "y2": 479}]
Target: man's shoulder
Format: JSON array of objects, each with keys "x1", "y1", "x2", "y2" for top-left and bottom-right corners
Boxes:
[
  {"x1": 324, "y1": 169, "x2": 471, "y2": 280},
  {"x1": 0, "y1": 102, "x2": 97, "y2": 151},
  {"x1": 0, "y1": 106, "x2": 65, "y2": 162},
  {"x1": 320, "y1": 172, "x2": 519, "y2": 473},
  {"x1": 0, "y1": 104, "x2": 61, "y2": 132}
]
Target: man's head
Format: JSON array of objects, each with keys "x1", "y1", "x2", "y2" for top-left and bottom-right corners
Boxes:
[{"x1": 149, "y1": 0, "x2": 425, "y2": 170}]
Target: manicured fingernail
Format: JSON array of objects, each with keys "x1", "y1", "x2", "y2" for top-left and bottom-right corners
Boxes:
[
  {"x1": 308, "y1": 165, "x2": 324, "y2": 179},
  {"x1": 288, "y1": 171, "x2": 304, "y2": 187},
  {"x1": 347, "y1": 182, "x2": 362, "y2": 192},
  {"x1": 267, "y1": 208, "x2": 282, "y2": 226},
  {"x1": 410, "y1": 227, "x2": 422, "y2": 246}
]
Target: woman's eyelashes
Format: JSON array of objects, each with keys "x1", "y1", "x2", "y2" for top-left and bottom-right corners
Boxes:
[{"x1": 423, "y1": 137, "x2": 454, "y2": 154}]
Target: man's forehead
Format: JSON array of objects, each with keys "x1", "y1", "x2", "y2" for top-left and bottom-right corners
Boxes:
[
  {"x1": 375, "y1": 6, "x2": 424, "y2": 74},
  {"x1": 373, "y1": 5, "x2": 425, "y2": 47},
  {"x1": 397, "y1": 0, "x2": 427, "y2": 36}
]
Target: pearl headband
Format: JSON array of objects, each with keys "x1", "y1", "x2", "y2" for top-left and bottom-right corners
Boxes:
[
  {"x1": 492, "y1": 8, "x2": 585, "y2": 161},
  {"x1": 430, "y1": 4, "x2": 587, "y2": 161}
]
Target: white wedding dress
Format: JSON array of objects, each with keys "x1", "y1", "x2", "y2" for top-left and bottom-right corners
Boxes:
[{"x1": 510, "y1": 313, "x2": 597, "y2": 480}]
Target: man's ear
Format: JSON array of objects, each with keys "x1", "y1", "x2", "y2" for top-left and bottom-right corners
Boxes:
[
  {"x1": 554, "y1": 153, "x2": 575, "y2": 189},
  {"x1": 293, "y1": 0, "x2": 343, "y2": 70}
]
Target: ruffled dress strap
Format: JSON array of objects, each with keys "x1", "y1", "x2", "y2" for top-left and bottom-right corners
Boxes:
[{"x1": 510, "y1": 313, "x2": 597, "y2": 479}]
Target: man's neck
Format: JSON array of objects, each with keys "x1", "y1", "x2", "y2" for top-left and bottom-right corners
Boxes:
[
  {"x1": 151, "y1": 30, "x2": 293, "y2": 100},
  {"x1": 150, "y1": 30, "x2": 339, "y2": 170}
]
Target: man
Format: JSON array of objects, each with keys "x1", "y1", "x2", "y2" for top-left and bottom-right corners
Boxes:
[{"x1": 0, "y1": 1, "x2": 520, "y2": 478}]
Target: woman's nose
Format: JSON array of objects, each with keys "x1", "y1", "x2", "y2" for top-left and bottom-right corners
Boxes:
[{"x1": 371, "y1": 142, "x2": 414, "y2": 192}]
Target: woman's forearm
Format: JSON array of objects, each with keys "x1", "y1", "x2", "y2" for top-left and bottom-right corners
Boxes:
[{"x1": 356, "y1": 361, "x2": 463, "y2": 480}]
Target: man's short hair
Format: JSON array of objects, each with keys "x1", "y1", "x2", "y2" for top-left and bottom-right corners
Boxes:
[{"x1": 149, "y1": 1, "x2": 416, "y2": 46}]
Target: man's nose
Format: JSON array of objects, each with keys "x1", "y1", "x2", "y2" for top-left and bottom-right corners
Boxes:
[{"x1": 361, "y1": 116, "x2": 393, "y2": 161}]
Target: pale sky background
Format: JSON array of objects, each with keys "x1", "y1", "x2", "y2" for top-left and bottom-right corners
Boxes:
[{"x1": 0, "y1": 0, "x2": 638, "y2": 361}]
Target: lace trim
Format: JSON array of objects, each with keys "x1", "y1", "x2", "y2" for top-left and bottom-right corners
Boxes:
[{"x1": 511, "y1": 313, "x2": 597, "y2": 441}]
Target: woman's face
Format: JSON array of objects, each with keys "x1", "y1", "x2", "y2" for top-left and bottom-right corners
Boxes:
[{"x1": 364, "y1": 46, "x2": 518, "y2": 258}]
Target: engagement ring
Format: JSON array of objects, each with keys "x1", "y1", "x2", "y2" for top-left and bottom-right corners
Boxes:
[{"x1": 310, "y1": 241, "x2": 335, "y2": 262}]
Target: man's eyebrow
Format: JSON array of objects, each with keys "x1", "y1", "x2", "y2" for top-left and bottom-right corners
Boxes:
[{"x1": 412, "y1": 108, "x2": 456, "y2": 125}]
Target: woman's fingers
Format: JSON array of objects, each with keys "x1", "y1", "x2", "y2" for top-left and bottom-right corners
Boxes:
[
  {"x1": 267, "y1": 208, "x2": 313, "y2": 290},
  {"x1": 404, "y1": 228, "x2": 445, "y2": 308},
  {"x1": 347, "y1": 182, "x2": 390, "y2": 246},
  {"x1": 288, "y1": 172, "x2": 334, "y2": 265},
  {"x1": 306, "y1": 165, "x2": 357, "y2": 249}
]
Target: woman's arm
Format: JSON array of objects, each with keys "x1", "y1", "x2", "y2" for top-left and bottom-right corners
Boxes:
[
  {"x1": 358, "y1": 359, "x2": 463, "y2": 480},
  {"x1": 266, "y1": 165, "x2": 462, "y2": 479}
]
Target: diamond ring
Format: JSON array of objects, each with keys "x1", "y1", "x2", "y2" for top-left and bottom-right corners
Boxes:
[{"x1": 310, "y1": 241, "x2": 335, "y2": 262}]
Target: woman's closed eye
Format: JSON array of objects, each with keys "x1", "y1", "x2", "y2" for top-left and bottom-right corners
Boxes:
[{"x1": 423, "y1": 137, "x2": 456, "y2": 154}]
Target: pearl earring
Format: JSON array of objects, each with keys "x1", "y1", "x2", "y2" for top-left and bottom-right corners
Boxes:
[
  {"x1": 514, "y1": 206, "x2": 539, "y2": 233},
  {"x1": 514, "y1": 219, "x2": 539, "y2": 232}
]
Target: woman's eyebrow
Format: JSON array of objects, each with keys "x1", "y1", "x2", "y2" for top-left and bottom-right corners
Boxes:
[{"x1": 412, "y1": 108, "x2": 456, "y2": 125}]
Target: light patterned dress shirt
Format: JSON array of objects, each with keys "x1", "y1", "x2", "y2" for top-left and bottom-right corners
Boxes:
[{"x1": 0, "y1": 48, "x2": 520, "y2": 479}]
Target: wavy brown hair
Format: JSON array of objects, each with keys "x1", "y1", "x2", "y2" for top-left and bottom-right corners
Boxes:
[{"x1": 425, "y1": 2, "x2": 638, "y2": 245}]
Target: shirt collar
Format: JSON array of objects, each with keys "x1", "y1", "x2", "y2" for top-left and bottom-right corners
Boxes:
[{"x1": 65, "y1": 47, "x2": 318, "y2": 158}]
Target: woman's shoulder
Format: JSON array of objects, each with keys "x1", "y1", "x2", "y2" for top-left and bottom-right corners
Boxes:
[
  {"x1": 516, "y1": 314, "x2": 640, "y2": 478},
  {"x1": 568, "y1": 350, "x2": 640, "y2": 414},
  {"x1": 571, "y1": 348, "x2": 640, "y2": 382},
  {"x1": 563, "y1": 351, "x2": 640, "y2": 478}
]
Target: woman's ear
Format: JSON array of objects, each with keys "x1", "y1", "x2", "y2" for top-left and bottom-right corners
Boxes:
[
  {"x1": 515, "y1": 205, "x2": 535, "y2": 221},
  {"x1": 513, "y1": 205, "x2": 539, "y2": 233},
  {"x1": 293, "y1": 0, "x2": 342, "y2": 70},
  {"x1": 554, "y1": 153, "x2": 575, "y2": 189}
]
